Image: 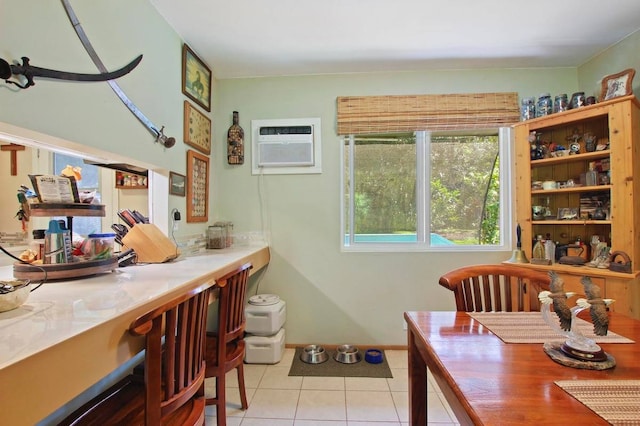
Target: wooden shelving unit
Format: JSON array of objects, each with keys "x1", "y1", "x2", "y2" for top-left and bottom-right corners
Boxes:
[{"x1": 511, "y1": 95, "x2": 640, "y2": 318}]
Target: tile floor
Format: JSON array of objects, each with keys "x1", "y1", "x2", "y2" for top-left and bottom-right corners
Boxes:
[{"x1": 204, "y1": 348, "x2": 459, "y2": 425}]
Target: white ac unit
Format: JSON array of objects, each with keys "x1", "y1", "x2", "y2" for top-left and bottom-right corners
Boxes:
[
  {"x1": 252, "y1": 118, "x2": 322, "y2": 175},
  {"x1": 257, "y1": 125, "x2": 314, "y2": 167}
]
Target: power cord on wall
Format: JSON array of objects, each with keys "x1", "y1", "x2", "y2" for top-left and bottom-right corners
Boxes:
[
  {"x1": 253, "y1": 169, "x2": 271, "y2": 296},
  {"x1": 170, "y1": 208, "x2": 180, "y2": 258}
]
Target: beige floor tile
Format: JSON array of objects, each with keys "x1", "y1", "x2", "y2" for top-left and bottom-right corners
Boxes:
[
  {"x1": 347, "y1": 422, "x2": 401, "y2": 426},
  {"x1": 427, "y1": 392, "x2": 455, "y2": 423},
  {"x1": 296, "y1": 390, "x2": 347, "y2": 421},
  {"x1": 385, "y1": 350, "x2": 408, "y2": 369},
  {"x1": 387, "y1": 368, "x2": 408, "y2": 392},
  {"x1": 345, "y1": 376, "x2": 390, "y2": 391},
  {"x1": 204, "y1": 415, "x2": 242, "y2": 425},
  {"x1": 260, "y1": 365, "x2": 304, "y2": 389},
  {"x1": 391, "y1": 391, "x2": 408, "y2": 423},
  {"x1": 242, "y1": 419, "x2": 295, "y2": 426},
  {"x1": 278, "y1": 347, "x2": 296, "y2": 366},
  {"x1": 302, "y1": 376, "x2": 345, "y2": 390},
  {"x1": 346, "y1": 390, "x2": 400, "y2": 422},
  {"x1": 295, "y1": 421, "x2": 348, "y2": 426},
  {"x1": 244, "y1": 388, "x2": 300, "y2": 419},
  {"x1": 204, "y1": 382, "x2": 255, "y2": 416}
]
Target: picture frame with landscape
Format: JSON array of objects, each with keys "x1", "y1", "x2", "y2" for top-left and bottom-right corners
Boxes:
[
  {"x1": 169, "y1": 171, "x2": 185, "y2": 196},
  {"x1": 182, "y1": 44, "x2": 212, "y2": 112}
]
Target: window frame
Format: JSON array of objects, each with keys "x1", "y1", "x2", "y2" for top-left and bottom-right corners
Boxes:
[{"x1": 340, "y1": 127, "x2": 513, "y2": 252}]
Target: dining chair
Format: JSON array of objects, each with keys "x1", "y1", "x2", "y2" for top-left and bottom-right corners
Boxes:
[
  {"x1": 59, "y1": 282, "x2": 213, "y2": 426},
  {"x1": 205, "y1": 262, "x2": 253, "y2": 426},
  {"x1": 439, "y1": 264, "x2": 551, "y2": 312}
]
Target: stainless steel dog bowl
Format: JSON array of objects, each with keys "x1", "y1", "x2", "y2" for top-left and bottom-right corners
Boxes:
[
  {"x1": 334, "y1": 344, "x2": 362, "y2": 364},
  {"x1": 300, "y1": 344, "x2": 329, "y2": 364}
]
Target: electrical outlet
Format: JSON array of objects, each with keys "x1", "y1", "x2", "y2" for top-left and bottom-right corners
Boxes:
[{"x1": 173, "y1": 222, "x2": 179, "y2": 231}]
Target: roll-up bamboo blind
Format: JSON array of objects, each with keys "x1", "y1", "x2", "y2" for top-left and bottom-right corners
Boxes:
[{"x1": 336, "y1": 92, "x2": 519, "y2": 135}]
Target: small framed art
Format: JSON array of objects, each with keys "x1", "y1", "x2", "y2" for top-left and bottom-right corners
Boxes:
[
  {"x1": 186, "y1": 150, "x2": 209, "y2": 222},
  {"x1": 601, "y1": 68, "x2": 636, "y2": 101},
  {"x1": 182, "y1": 44, "x2": 212, "y2": 112},
  {"x1": 183, "y1": 100, "x2": 211, "y2": 155},
  {"x1": 169, "y1": 172, "x2": 186, "y2": 196}
]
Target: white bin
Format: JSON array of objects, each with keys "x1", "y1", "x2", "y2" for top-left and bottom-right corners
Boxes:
[
  {"x1": 245, "y1": 299, "x2": 286, "y2": 336},
  {"x1": 244, "y1": 328, "x2": 286, "y2": 364}
]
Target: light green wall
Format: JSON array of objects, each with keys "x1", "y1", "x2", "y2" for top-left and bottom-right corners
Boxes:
[
  {"x1": 214, "y1": 69, "x2": 578, "y2": 345},
  {"x1": 0, "y1": 0, "x2": 206, "y2": 236},
  {"x1": 578, "y1": 30, "x2": 640, "y2": 98},
  {"x1": 4, "y1": 0, "x2": 636, "y2": 346}
]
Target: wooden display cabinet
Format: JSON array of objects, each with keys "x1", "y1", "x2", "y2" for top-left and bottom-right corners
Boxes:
[{"x1": 511, "y1": 95, "x2": 640, "y2": 319}]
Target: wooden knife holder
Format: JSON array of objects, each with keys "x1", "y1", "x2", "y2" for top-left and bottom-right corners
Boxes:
[{"x1": 122, "y1": 224, "x2": 179, "y2": 263}]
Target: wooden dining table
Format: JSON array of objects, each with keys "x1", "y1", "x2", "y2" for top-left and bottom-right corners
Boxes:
[{"x1": 404, "y1": 311, "x2": 640, "y2": 425}]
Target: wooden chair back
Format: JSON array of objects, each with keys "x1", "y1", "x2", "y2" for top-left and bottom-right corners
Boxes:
[
  {"x1": 131, "y1": 282, "x2": 212, "y2": 425},
  {"x1": 439, "y1": 264, "x2": 551, "y2": 312},
  {"x1": 205, "y1": 262, "x2": 253, "y2": 425}
]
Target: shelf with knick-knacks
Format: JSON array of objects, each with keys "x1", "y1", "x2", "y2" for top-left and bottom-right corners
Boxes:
[
  {"x1": 511, "y1": 94, "x2": 640, "y2": 320},
  {"x1": 115, "y1": 171, "x2": 148, "y2": 189}
]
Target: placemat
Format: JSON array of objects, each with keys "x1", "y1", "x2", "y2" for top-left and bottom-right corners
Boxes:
[
  {"x1": 288, "y1": 347, "x2": 392, "y2": 378},
  {"x1": 467, "y1": 312, "x2": 634, "y2": 344},
  {"x1": 555, "y1": 380, "x2": 640, "y2": 425}
]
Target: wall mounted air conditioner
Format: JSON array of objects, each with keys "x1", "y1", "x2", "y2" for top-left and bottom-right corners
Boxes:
[{"x1": 251, "y1": 118, "x2": 322, "y2": 175}]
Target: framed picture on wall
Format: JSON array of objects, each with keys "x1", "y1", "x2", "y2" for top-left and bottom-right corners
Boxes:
[
  {"x1": 183, "y1": 101, "x2": 211, "y2": 155},
  {"x1": 182, "y1": 44, "x2": 212, "y2": 112},
  {"x1": 169, "y1": 171, "x2": 186, "y2": 196},
  {"x1": 186, "y1": 150, "x2": 209, "y2": 222}
]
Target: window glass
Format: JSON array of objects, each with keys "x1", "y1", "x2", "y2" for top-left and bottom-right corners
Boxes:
[
  {"x1": 342, "y1": 129, "x2": 510, "y2": 251},
  {"x1": 52, "y1": 154, "x2": 101, "y2": 237}
]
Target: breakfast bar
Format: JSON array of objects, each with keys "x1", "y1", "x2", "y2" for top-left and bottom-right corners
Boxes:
[{"x1": 0, "y1": 244, "x2": 269, "y2": 425}]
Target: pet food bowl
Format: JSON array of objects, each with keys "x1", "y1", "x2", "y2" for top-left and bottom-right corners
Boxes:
[
  {"x1": 300, "y1": 344, "x2": 328, "y2": 364},
  {"x1": 0, "y1": 280, "x2": 31, "y2": 313},
  {"x1": 334, "y1": 344, "x2": 362, "y2": 364}
]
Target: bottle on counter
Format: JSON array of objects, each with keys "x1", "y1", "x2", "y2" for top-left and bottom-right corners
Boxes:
[{"x1": 30, "y1": 229, "x2": 46, "y2": 261}]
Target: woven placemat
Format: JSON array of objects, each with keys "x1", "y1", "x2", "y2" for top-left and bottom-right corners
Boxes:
[
  {"x1": 288, "y1": 347, "x2": 392, "y2": 378},
  {"x1": 556, "y1": 380, "x2": 640, "y2": 425},
  {"x1": 467, "y1": 312, "x2": 634, "y2": 344}
]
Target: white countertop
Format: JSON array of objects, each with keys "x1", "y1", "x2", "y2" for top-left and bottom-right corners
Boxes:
[{"x1": 0, "y1": 243, "x2": 269, "y2": 425}]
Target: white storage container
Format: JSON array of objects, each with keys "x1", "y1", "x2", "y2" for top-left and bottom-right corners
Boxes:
[
  {"x1": 244, "y1": 328, "x2": 285, "y2": 364},
  {"x1": 245, "y1": 298, "x2": 286, "y2": 336}
]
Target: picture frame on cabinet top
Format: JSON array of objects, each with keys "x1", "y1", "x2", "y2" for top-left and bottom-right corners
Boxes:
[{"x1": 601, "y1": 68, "x2": 635, "y2": 101}]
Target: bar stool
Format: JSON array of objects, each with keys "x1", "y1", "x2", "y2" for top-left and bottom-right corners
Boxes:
[
  {"x1": 59, "y1": 282, "x2": 213, "y2": 425},
  {"x1": 204, "y1": 262, "x2": 252, "y2": 426}
]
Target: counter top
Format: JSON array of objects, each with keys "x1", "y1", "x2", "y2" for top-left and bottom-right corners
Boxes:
[{"x1": 0, "y1": 243, "x2": 270, "y2": 425}]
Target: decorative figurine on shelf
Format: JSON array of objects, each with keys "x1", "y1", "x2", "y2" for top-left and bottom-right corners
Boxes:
[
  {"x1": 529, "y1": 131, "x2": 546, "y2": 160},
  {"x1": 227, "y1": 111, "x2": 244, "y2": 165},
  {"x1": 539, "y1": 274, "x2": 616, "y2": 369},
  {"x1": 584, "y1": 132, "x2": 597, "y2": 152}
]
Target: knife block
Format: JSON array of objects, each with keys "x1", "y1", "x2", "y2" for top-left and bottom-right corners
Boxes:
[{"x1": 122, "y1": 223, "x2": 179, "y2": 263}]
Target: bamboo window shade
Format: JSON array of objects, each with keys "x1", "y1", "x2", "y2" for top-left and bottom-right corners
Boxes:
[{"x1": 336, "y1": 92, "x2": 520, "y2": 135}]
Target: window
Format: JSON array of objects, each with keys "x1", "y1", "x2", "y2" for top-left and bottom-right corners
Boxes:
[
  {"x1": 53, "y1": 153, "x2": 102, "y2": 237},
  {"x1": 342, "y1": 128, "x2": 512, "y2": 251}
]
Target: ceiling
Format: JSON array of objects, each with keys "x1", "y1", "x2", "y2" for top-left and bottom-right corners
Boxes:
[{"x1": 149, "y1": 0, "x2": 640, "y2": 79}]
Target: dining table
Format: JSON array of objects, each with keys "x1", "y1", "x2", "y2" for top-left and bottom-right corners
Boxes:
[
  {"x1": 404, "y1": 310, "x2": 640, "y2": 425},
  {"x1": 0, "y1": 243, "x2": 270, "y2": 426}
]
